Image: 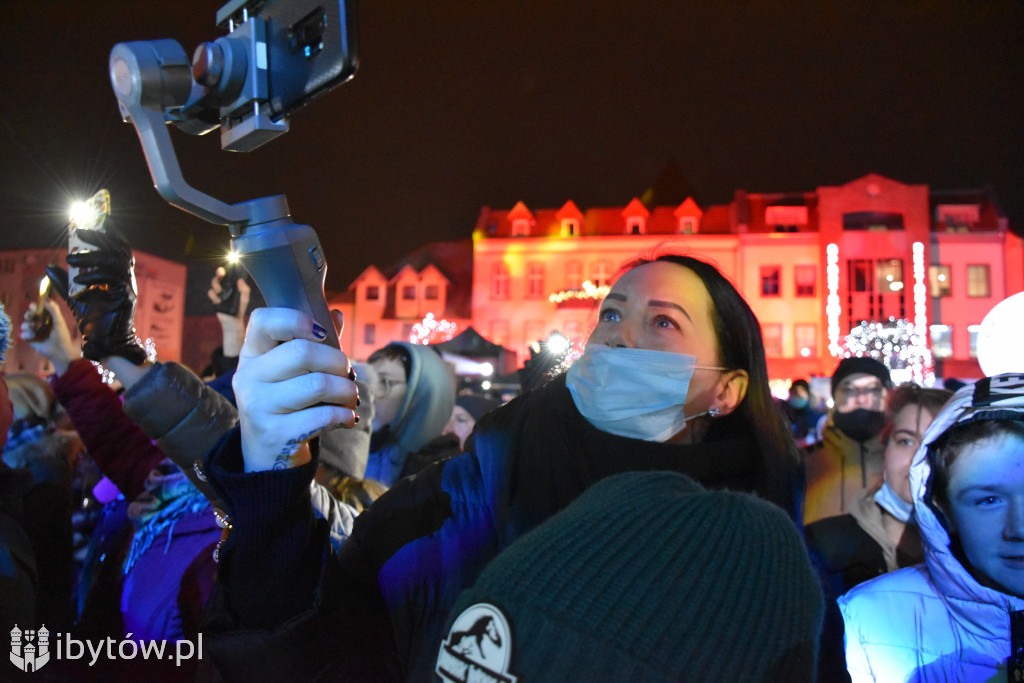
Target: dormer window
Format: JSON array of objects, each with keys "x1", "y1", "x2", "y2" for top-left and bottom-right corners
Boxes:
[
  {"x1": 621, "y1": 198, "x2": 650, "y2": 236},
  {"x1": 512, "y1": 219, "x2": 531, "y2": 237},
  {"x1": 561, "y1": 218, "x2": 578, "y2": 237},
  {"x1": 365, "y1": 285, "x2": 380, "y2": 301},
  {"x1": 679, "y1": 218, "x2": 696, "y2": 234}
]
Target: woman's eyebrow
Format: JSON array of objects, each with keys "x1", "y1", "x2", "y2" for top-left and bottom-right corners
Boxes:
[{"x1": 649, "y1": 299, "x2": 693, "y2": 323}]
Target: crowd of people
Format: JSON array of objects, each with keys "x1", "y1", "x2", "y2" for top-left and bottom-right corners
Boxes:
[{"x1": 1, "y1": 225, "x2": 1021, "y2": 681}]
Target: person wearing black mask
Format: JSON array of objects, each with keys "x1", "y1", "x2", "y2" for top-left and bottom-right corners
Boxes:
[{"x1": 804, "y1": 357, "x2": 892, "y2": 524}]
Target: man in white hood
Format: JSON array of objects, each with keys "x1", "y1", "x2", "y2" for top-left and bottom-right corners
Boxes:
[{"x1": 840, "y1": 373, "x2": 1024, "y2": 681}]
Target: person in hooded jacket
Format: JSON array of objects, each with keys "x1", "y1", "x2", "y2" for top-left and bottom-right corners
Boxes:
[
  {"x1": 840, "y1": 373, "x2": 1024, "y2": 681},
  {"x1": 804, "y1": 357, "x2": 893, "y2": 523},
  {"x1": 363, "y1": 342, "x2": 457, "y2": 486},
  {"x1": 197, "y1": 246, "x2": 804, "y2": 681}
]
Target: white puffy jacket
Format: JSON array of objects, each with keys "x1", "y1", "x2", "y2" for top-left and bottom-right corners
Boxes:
[{"x1": 839, "y1": 374, "x2": 1024, "y2": 681}]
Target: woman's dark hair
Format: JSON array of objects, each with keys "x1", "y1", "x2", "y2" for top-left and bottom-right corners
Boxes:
[{"x1": 618, "y1": 247, "x2": 801, "y2": 515}]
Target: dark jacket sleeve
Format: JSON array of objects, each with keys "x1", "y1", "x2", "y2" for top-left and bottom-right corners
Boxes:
[
  {"x1": 51, "y1": 358, "x2": 164, "y2": 500},
  {"x1": 201, "y1": 428, "x2": 448, "y2": 681},
  {"x1": 122, "y1": 361, "x2": 238, "y2": 507}
]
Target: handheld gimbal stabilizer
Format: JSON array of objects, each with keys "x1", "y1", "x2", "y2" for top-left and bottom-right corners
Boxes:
[{"x1": 108, "y1": 0, "x2": 357, "y2": 349}]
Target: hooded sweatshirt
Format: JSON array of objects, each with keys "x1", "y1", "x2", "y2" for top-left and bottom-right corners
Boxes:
[
  {"x1": 364, "y1": 343, "x2": 456, "y2": 486},
  {"x1": 839, "y1": 374, "x2": 1024, "y2": 681}
]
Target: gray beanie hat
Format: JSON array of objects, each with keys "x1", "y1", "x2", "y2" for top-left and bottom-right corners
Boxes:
[{"x1": 437, "y1": 471, "x2": 824, "y2": 682}]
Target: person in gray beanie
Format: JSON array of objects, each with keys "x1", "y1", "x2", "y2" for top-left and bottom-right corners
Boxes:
[{"x1": 438, "y1": 470, "x2": 824, "y2": 682}]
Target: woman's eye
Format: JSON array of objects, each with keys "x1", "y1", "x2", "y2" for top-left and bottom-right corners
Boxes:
[
  {"x1": 897, "y1": 437, "x2": 917, "y2": 448},
  {"x1": 599, "y1": 308, "x2": 620, "y2": 322},
  {"x1": 652, "y1": 315, "x2": 678, "y2": 330}
]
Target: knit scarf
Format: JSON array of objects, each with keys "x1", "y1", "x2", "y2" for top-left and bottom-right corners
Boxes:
[{"x1": 123, "y1": 461, "x2": 209, "y2": 575}]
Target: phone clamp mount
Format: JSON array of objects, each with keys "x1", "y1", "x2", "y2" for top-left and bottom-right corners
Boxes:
[{"x1": 108, "y1": 0, "x2": 357, "y2": 349}]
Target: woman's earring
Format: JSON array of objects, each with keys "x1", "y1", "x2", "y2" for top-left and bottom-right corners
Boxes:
[{"x1": 708, "y1": 407, "x2": 721, "y2": 418}]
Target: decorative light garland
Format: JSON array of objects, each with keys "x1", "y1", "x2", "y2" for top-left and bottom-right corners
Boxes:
[
  {"x1": 548, "y1": 280, "x2": 610, "y2": 304},
  {"x1": 410, "y1": 312, "x2": 459, "y2": 345},
  {"x1": 826, "y1": 243, "x2": 841, "y2": 356},
  {"x1": 912, "y1": 242, "x2": 928, "y2": 345}
]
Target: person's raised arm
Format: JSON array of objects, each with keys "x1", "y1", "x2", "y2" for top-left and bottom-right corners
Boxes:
[{"x1": 201, "y1": 307, "x2": 358, "y2": 630}]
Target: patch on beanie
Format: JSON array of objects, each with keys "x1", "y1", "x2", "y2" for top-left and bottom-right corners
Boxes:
[{"x1": 436, "y1": 602, "x2": 518, "y2": 683}]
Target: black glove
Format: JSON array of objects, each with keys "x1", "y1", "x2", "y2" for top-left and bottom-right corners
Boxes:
[{"x1": 47, "y1": 227, "x2": 147, "y2": 365}]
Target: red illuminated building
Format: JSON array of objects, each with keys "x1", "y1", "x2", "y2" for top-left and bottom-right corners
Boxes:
[{"x1": 330, "y1": 174, "x2": 1023, "y2": 383}]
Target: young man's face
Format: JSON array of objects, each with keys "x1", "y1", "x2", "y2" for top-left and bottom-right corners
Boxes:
[
  {"x1": 946, "y1": 431, "x2": 1024, "y2": 598},
  {"x1": 369, "y1": 356, "x2": 408, "y2": 434},
  {"x1": 833, "y1": 373, "x2": 887, "y2": 414}
]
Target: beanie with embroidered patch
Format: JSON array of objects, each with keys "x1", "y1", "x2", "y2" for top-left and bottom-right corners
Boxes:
[{"x1": 436, "y1": 471, "x2": 824, "y2": 682}]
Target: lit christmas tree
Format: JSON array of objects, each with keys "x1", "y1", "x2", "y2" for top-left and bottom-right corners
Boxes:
[
  {"x1": 410, "y1": 313, "x2": 459, "y2": 345},
  {"x1": 840, "y1": 318, "x2": 935, "y2": 387}
]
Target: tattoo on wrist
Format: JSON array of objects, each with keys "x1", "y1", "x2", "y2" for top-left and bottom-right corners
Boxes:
[{"x1": 272, "y1": 431, "x2": 314, "y2": 470}]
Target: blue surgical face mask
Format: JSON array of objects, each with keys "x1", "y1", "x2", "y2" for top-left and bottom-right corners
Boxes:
[
  {"x1": 874, "y1": 480, "x2": 914, "y2": 523},
  {"x1": 788, "y1": 396, "x2": 809, "y2": 410},
  {"x1": 565, "y1": 343, "x2": 725, "y2": 442}
]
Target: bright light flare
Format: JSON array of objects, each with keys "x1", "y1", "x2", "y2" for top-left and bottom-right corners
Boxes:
[
  {"x1": 226, "y1": 250, "x2": 241, "y2": 265},
  {"x1": 547, "y1": 332, "x2": 570, "y2": 356}
]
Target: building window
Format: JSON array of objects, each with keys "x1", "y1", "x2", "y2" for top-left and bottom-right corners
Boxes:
[
  {"x1": 424, "y1": 285, "x2": 439, "y2": 300},
  {"x1": 929, "y1": 265, "x2": 951, "y2": 298},
  {"x1": 968, "y1": 324, "x2": 981, "y2": 358},
  {"x1": 794, "y1": 265, "x2": 816, "y2": 297},
  {"x1": 930, "y1": 324, "x2": 953, "y2": 358},
  {"x1": 491, "y1": 320, "x2": 509, "y2": 346},
  {"x1": 524, "y1": 320, "x2": 544, "y2": 347},
  {"x1": 877, "y1": 259, "x2": 904, "y2": 294},
  {"x1": 762, "y1": 323, "x2": 783, "y2": 357},
  {"x1": 795, "y1": 324, "x2": 816, "y2": 357},
  {"x1": 560, "y1": 219, "x2": 578, "y2": 237},
  {"x1": 491, "y1": 263, "x2": 511, "y2": 299},
  {"x1": 760, "y1": 266, "x2": 781, "y2": 297},
  {"x1": 627, "y1": 217, "x2": 645, "y2": 235},
  {"x1": 679, "y1": 218, "x2": 696, "y2": 234},
  {"x1": 590, "y1": 261, "x2": 612, "y2": 287},
  {"x1": 850, "y1": 259, "x2": 873, "y2": 293},
  {"x1": 401, "y1": 284, "x2": 416, "y2": 300},
  {"x1": 565, "y1": 261, "x2": 583, "y2": 290},
  {"x1": 512, "y1": 219, "x2": 530, "y2": 237},
  {"x1": 526, "y1": 262, "x2": 545, "y2": 299},
  {"x1": 843, "y1": 211, "x2": 905, "y2": 230},
  {"x1": 363, "y1": 323, "x2": 376, "y2": 346},
  {"x1": 365, "y1": 285, "x2": 380, "y2": 301},
  {"x1": 966, "y1": 264, "x2": 991, "y2": 298}
]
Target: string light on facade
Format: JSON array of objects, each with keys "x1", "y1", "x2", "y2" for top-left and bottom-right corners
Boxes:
[
  {"x1": 826, "y1": 243, "x2": 841, "y2": 356},
  {"x1": 548, "y1": 280, "x2": 610, "y2": 304},
  {"x1": 410, "y1": 312, "x2": 459, "y2": 345},
  {"x1": 912, "y1": 242, "x2": 927, "y2": 336}
]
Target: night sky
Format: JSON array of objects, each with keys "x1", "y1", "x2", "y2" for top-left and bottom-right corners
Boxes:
[{"x1": 2, "y1": 1, "x2": 1022, "y2": 312}]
